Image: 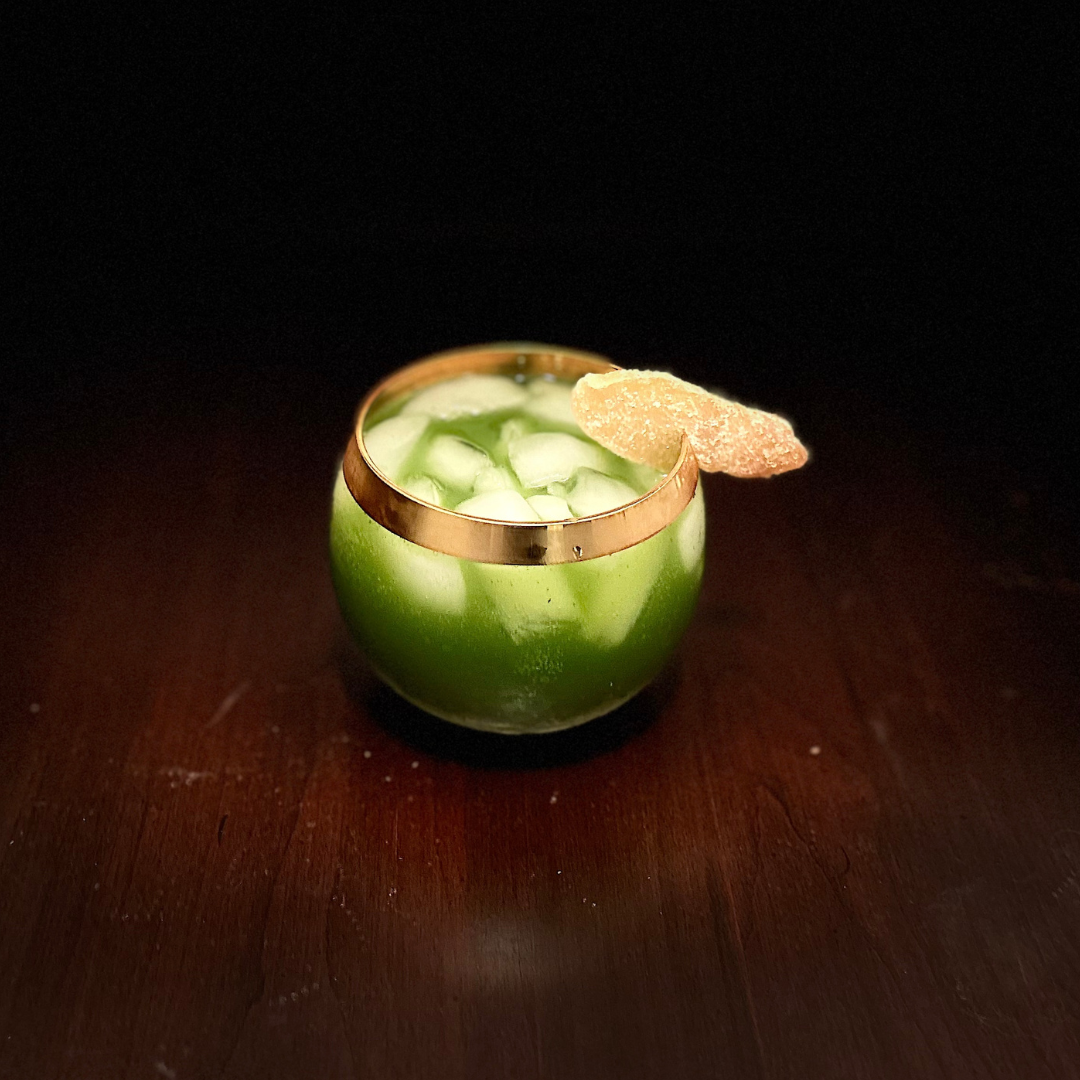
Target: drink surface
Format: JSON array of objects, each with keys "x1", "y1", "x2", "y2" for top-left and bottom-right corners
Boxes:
[
  {"x1": 363, "y1": 373, "x2": 661, "y2": 520},
  {"x1": 330, "y1": 372, "x2": 705, "y2": 733}
]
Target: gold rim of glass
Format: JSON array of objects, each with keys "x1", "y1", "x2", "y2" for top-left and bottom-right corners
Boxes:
[{"x1": 341, "y1": 343, "x2": 699, "y2": 565}]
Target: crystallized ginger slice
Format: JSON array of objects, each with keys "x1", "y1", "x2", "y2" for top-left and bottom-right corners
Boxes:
[{"x1": 571, "y1": 369, "x2": 808, "y2": 477}]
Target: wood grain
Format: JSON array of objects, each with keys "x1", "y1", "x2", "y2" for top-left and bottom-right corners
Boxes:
[{"x1": 2, "y1": 366, "x2": 1078, "y2": 1079}]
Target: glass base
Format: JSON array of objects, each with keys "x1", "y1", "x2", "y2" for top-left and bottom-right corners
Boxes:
[{"x1": 371, "y1": 660, "x2": 642, "y2": 735}]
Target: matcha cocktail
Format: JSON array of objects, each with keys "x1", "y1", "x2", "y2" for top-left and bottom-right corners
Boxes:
[{"x1": 330, "y1": 346, "x2": 705, "y2": 734}]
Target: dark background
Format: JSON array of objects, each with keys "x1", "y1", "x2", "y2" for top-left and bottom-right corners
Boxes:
[{"x1": 2, "y1": 7, "x2": 1075, "y2": 499}]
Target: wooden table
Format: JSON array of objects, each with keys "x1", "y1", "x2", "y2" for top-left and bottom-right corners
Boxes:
[{"x1": 2, "y1": 361, "x2": 1078, "y2": 1079}]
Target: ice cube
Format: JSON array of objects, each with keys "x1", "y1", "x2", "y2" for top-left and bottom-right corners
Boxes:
[
  {"x1": 527, "y1": 494, "x2": 573, "y2": 521},
  {"x1": 524, "y1": 379, "x2": 577, "y2": 425},
  {"x1": 499, "y1": 417, "x2": 531, "y2": 444},
  {"x1": 399, "y1": 475, "x2": 443, "y2": 505},
  {"x1": 629, "y1": 459, "x2": 664, "y2": 491},
  {"x1": 508, "y1": 433, "x2": 605, "y2": 489},
  {"x1": 333, "y1": 470, "x2": 465, "y2": 616},
  {"x1": 381, "y1": 530, "x2": 467, "y2": 615},
  {"x1": 496, "y1": 417, "x2": 532, "y2": 459},
  {"x1": 676, "y1": 485, "x2": 706, "y2": 569},
  {"x1": 454, "y1": 490, "x2": 540, "y2": 522},
  {"x1": 577, "y1": 535, "x2": 664, "y2": 647},
  {"x1": 424, "y1": 435, "x2": 491, "y2": 490},
  {"x1": 363, "y1": 415, "x2": 429, "y2": 481},
  {"x1": 474, "y1": 563, "x2": 581, "y2": 642},
  {"x1": 565, "y1": 469, "x2": 640, "y2": 516},
  {"x1": 473, "y1": 465, "x2": 517, "y2": 494},
  {"x1": 402, "y1": 374, "x2": 528, "y2": 419}
]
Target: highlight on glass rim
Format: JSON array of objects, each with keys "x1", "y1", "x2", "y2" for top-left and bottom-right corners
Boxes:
[{"x1": 329, "y1": 343, "x2": 808, "y2": 734}]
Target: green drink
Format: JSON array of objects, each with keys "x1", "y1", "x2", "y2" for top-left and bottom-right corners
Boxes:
[{"x1": 330, "y1": 346, "x2": 704, "y2": 734}]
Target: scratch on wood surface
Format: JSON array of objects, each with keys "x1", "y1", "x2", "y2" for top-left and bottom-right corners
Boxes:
[
  {"x1": 698, "y1": 760, "x2": 768, "y2": 1076},
  {"x1": 869, "y1": 704, "x2": 907, "y2": 786},
  {"x1": 160, "y1": 767, "x2": 216, "y2": 787},
  {"x1": 205, "y1": 680, "x2": 251, "y2": 729},
  {"x1": 1050, "y1": 873, "x2": 1080, "y2": 902}
]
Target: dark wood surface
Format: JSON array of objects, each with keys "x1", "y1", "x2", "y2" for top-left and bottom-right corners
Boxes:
[{"x1": 2, "y1": 365, "x2": 1079, "y2": 1080}]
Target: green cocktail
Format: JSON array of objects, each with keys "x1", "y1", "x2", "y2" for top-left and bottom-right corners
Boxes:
[{"x1": 329, "y1": 345, "x2": 704, "y2": 733}]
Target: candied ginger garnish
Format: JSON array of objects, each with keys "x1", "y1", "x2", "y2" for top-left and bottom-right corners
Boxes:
[{"x1": 571, "y1": 369, "x2": 808, "y2": 478}]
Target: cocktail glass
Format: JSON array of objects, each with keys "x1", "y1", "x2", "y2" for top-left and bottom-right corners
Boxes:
[{"x1": 330, "y1": 344, "x2": 704, "y2": 734}]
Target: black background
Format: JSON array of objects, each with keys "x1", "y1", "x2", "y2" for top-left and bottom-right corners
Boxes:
[{"x1": 3, "y1": 7, "x2": 1075, "y2": 502}]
